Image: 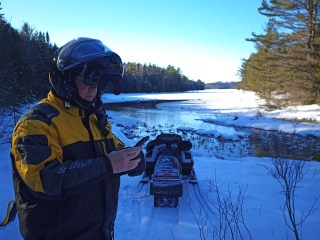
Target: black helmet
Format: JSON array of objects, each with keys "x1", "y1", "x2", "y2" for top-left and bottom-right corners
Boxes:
[{"x1": 49, "y1": 37, "x2": 123, "y2": 106}]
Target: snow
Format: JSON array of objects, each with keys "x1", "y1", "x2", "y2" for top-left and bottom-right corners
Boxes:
[{"x1": 1, "y1": 89, "x2": 320, "y2": 240}]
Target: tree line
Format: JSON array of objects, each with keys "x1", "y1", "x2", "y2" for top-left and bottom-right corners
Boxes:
[
  {"x1": 121, "y1": 63, "x2": 205, "y2": 93},
  {"x1": 206, "y1": 81, "x2": 238, "y2": 89},
  {"x1": 238, "y1": 0, "x2": 320, "y2": 107}
]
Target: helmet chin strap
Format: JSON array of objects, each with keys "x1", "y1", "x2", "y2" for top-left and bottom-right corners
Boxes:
[
  {"x1": 71, "y1": 90, "x2": 102, "y2": 112},
  {"x1": 72, "y1": 94, "x2": 95, "y2": 110}
]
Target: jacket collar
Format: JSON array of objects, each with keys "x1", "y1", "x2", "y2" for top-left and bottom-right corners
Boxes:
[{"x1": 47, "y1": 91, "x2": 87, "y2": 117}]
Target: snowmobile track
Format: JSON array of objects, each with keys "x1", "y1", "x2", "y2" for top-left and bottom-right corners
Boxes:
[
  {"x1": 137, "y1": 181, "x2": 180, "y2": 240},
  {"x1": 191, "y1": 183, "x2": 215, "y2": 216},
  {"x1": 180, "y1": 181, "x2": 215, "y2": 229},
  {"x1": 132, "y1": 178, "x2": 215, "y2": 239}
]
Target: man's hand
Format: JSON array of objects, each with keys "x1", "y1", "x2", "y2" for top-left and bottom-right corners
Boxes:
[
  {"x1": 107, "y1": 147, "x2": 141, "y2": 174},
  {"x1": 128, "y1": 150, "x2": 145, "y2": 176}
]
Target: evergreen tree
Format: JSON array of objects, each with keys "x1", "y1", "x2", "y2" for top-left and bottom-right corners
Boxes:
[
  {"x1": 240, "y1": 0, "x2": 320, "y2": 106},
  {"x1": 239, "y1": 21, "x2": 283, "y2": 101},
  {"x1": 0, "y1": 17, "x2": 27, "y2": 107}
]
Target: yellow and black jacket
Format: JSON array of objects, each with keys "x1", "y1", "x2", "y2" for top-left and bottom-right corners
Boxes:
[{"x1": 11, "y1": 91, "x2": 125, "y2": 240}]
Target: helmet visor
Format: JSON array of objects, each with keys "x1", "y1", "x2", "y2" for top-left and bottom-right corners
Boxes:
[
  {"x1": 78, "y1": 56, "x2": 123, "y2": 94},
  {"x1": 82, "y1": 69, "x2": 122, "y2": 93},
  {"x1": 57, "y1": 39, "x2": 113, "y2": 71}
]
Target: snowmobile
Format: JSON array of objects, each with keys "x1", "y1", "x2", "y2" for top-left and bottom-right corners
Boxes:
[{"x1": 142, "y1": 133, "x2": 196, "y2": 207}]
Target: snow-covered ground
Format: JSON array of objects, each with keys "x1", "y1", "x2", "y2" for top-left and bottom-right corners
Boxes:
[{"x1": 1, "y1": 89, "x2": 320, "y2": 240}]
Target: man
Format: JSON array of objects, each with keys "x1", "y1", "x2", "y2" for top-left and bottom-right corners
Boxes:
[{"x1": 9, "y1": 37, "x2": 145, "y2": 240}]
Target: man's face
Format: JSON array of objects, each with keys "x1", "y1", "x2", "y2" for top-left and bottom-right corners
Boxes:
[{"x1": 74, "y1": 76, "x2": 98, "y2": 102}]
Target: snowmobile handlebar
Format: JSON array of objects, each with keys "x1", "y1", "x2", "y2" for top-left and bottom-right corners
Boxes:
[{"x1": 134, "y1": 136, "x2": 150, "y2": 147}]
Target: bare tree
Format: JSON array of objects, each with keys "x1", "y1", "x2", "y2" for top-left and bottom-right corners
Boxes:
[
  {"x1": 265, "y1": 158, "x2": 319, "y2": 240},
  {"x1": 186, "y1": 174, "x2": 252, "y2": 240},
  {"x1": 206, "y1": 177, "x2": 252, "y2": 240},
  {"x1": 187, "y1": 203, "x2": 211, "y2": 240}
]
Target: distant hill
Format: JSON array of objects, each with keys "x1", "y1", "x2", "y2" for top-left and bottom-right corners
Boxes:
[{"x1": 205, "y1": 81, "x2": 239, "y2": 89}]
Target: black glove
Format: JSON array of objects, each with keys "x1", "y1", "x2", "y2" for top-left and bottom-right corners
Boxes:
[{"x1": 128, "y1": 150, "x2": 145, "y2": 177}]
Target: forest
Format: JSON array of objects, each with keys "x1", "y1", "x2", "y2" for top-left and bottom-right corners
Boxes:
[
  {"x1": 0, "y1": 2, "x2": 205, "y2": 112},
  {"x1": 121, "y1": 63, "x2": 205, "y2": 93},
  {"x1": 238, "y1": 0, "x2": 320, "y2": 107},
  {"x1": 2, "y1": 0, "x2": 320, "y2": 110}
]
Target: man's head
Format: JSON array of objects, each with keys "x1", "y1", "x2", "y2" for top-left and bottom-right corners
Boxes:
[
  {"x1": 74, "y1": 75, "x2": 98, "y2": 102},
  {"x1": 49, "y1": 37, "x2": 123, "y2": 108}
]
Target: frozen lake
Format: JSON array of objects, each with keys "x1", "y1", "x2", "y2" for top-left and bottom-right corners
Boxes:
[{"x1": 104, "y1": 100, "x2": 320, "y2": 160}]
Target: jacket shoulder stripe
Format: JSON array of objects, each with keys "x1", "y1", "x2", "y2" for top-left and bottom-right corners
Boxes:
[{"x1": 20, "y1": 103, "x2": 59, "y2": 125}]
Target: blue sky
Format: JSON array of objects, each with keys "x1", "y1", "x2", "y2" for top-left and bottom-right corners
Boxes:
[{"x1": 1, "y1": 0, "x2": 267, "y2": 83}]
